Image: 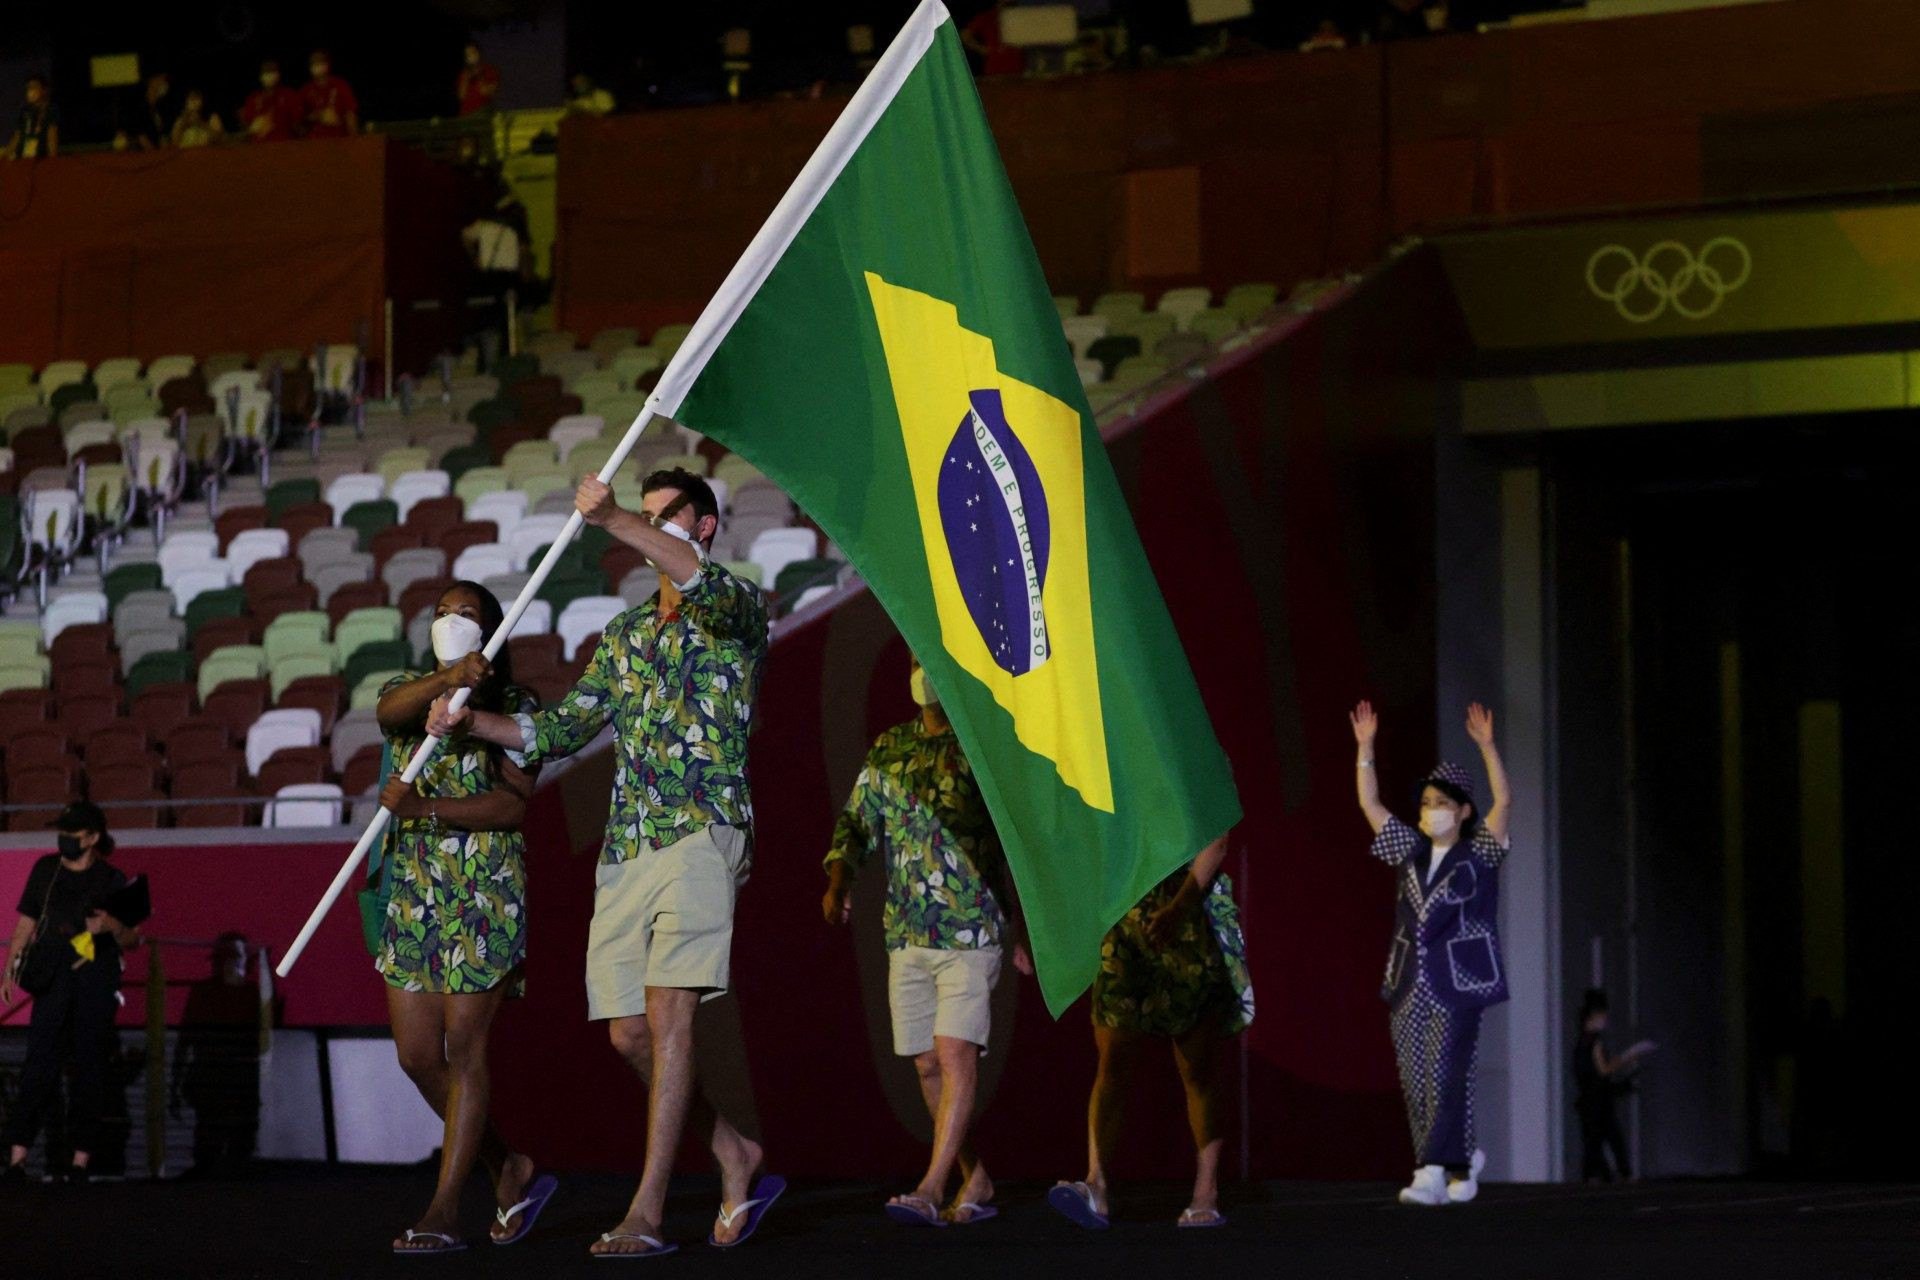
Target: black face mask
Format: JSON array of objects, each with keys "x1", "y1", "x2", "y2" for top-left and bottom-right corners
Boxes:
[{"x1": 57, "y1": 834, "x2": 84, "y2": 859}]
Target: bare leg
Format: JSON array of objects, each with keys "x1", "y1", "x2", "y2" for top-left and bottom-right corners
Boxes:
[
  {"x1": 1084, "y1": 1024, "x2": 1146, "y2": 1216},
  {"x1": 889, "y1": 1037, "x2": 988, "y2": 1218},
  {"x1": 387, "y1": 986, "x2": 530, "y2": 1249},
  {"x1": 592, "y1": 991, "x2": 765, "y2": 1256},
  {"x1": 1173, "y1": 1022, "x2": 1226, "y2": 1218}
]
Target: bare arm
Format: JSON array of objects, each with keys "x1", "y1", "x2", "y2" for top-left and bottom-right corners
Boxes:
[
  {"x1": 380, "y1": 753, "x2": 536, "y2": 831},
  {"x1": 1351, "y1": 700, "x2": 1389, "y2": 833},
  {"x1": 1466, "y1": 702, "x2": 1510, "y2": 845},
  {"x1": 1, "y1": 913, "x2": 36, "y2": 1004},
  {"x1": 1145, "y1": 833, "x2": 1231, "y2": 947},
  {"x1": 376, "y1": 655, "x2": 490, "y2": 734},
  {"x1": 576, "y1": 476, "x2": 701, "y2": 586}
]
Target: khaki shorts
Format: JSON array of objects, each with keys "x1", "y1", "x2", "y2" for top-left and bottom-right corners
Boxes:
[
  {"x1": 887, "y1": 945, "x2": 1002, "y2": 1057},
  {"x1": 585, "y1": 825, "x2": 751, "y2": 1021}
]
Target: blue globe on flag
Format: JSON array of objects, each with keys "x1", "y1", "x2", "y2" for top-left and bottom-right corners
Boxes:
[{"x1": 937, "y1": 389, "x2": 1053, "y2": 676}]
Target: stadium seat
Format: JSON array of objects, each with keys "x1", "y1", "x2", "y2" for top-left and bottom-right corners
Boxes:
[
  {"x1": 0, "y1": 656, "x2": 52, "y2": 693},
  {"x1": 129, "y1": 683, "x2": 193, "y2": 742},
  {"x1": 258, "y1": 746, "x2": 333, "y2": 804},
  {"x1": 125, "y1": 651, "x2": 194, "y2": 700},
  {"x1": 1092, "y1": 291, "x2": 1146, "y2": 319},
  {"x1": 1186, "y1": 308, "x2": 1242, "y2": 343},
  {"x1": 56, "y1": 693, "x2": 121, "y2": 743},
  {"x1": 104, "y1": 561, "x2": 164, "y2": 611},
  {"x1": 118, "y1": 623, "x2": 186, "y2": 676},
  {"x1": 343, "y1": 499, "x2": 399, "y2": 550},
  {"x1": 227, "y1": 526, "x2": 291, "y2": 579},
  {"x1": 198, "y1": 645, "x2": 267, "y2": 702},
  {"x1": 389, "y1": 469, "x2": 451, "y2": 521},
  {"x1": 349, "y1": 669, "x2": 404, "y2": 711},
  {"x1": 298, "y1": 525, "x2": 361, "y2": 571},
  {"x1": 404, "y1": 494, "x2": 464, "y2": 543},
  {"x1": 49, "y1": 621, "x2": 113, "y2": 666},
  {"x1": 1085, "y1": 334, "x2": 1142, "y2": 379},
  {"x1": 748, "y1": 528, "x2": 818, "y2": 587},
  {"x1": 451, "y1": 541, "x2": 514, "y2": 582},
  {"x1": 557, "y1": 596, "x2": 625, "y2": 663},
  {"x1": 165, "y1": 719, "x2": 233, "y2": 763},
  {"x1": 454, "y1": 465, "x2": 510, "y2": 506},
  {"x1": 326, "y1": 473, "x2": 385, "y2": 522},
  {"x1": 440, "y1": 443, "x2": 493, "y2": 484},
  {"x1": 279, "y1": 675, "x2": 345, "y2": 736},
  {"x1": 324, "y1": 579, "x2": 389, "y2": 628},
  {"x1": 438, "y1": 520, "x2": 499, "y2": 566},
  {"x1": 507, "y1": 633, "x2": 563, "y2": 682},
  {"x1": 245, "y1": 707, "x2": 323, "y2": 777},
  {"x1": 331, "y1": 711, "x2": 384, "y2": 777},
  {"x1": 491, "y1": 597, "x2": 545, "y2": 639},
  {"x1": 343, "y1": 639, "x2": 412, "y2": 695},
  {"x1": 382, "y1": 546, "x2": 447, "y2": 600},
  {"x1": 267, "y1": 782, "x2": 344, "y2": 828},
  {"x1": 41, "y1": 591, "x2": 108, "y2": 646},
  {"x1": 505, "y1": 515, "x2": 571, "y2": 571},
  {"x1": 1222, "y1": 281, "x2": 1279, "y2": 321},
  {"x1": 83, "y1": 721, "x2": 151, "y2": 767},
  {"x1": 334, "y1": 606, "x2": 402, "y2": 670}
]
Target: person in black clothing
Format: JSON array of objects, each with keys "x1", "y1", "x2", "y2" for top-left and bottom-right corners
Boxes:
[
  {"x1": 5, "y1": 76, "x2": 60, "y2": 160},
  {"x1": 134, "y1": 72, "x2": 173, "y2": 150},
  {"x1": 1, "y1": 803, "x2": 140, "y2": 1182},
  {"x1": 172, "y1": 933, "x2": 264, "y2": 1177},
  {"x1": 1573, "y1": 988, "x2": 1654, "y2": 1183}
]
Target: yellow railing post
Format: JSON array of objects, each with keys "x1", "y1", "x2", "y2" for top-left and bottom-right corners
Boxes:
[{"x1": 145, "y1": 939, "x2": 166, "y2": 1179}]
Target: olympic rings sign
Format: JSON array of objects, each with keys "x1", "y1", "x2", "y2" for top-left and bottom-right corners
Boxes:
[{"x1": 1584, "y1": 237, "x2": 1752, "y2": 323}]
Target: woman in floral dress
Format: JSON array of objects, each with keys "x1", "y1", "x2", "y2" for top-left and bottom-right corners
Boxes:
[
  {"x1": 375, "y1": 581, "x2": 553, "y2": 1254},
  {"x1": 1049, "y1": 834, "x2": 1254, "y2": 1230}
]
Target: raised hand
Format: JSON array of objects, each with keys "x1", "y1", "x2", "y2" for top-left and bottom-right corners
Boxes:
[
  {"x1": 426, "y1": 696, "x2": 471, "y2": 739},
  {"x1": 444, "y1": 652, "x2": 491, "y2": 690},
  {"x1": 1350, "y1": 700, "x2": 1379, "y2": 747},
  {"x1": 576, "y1": 475, "x2": 619, "y2": 527},
  {"x1": 1466, "y1": 702, "x2": 1495, "y2": 747}
]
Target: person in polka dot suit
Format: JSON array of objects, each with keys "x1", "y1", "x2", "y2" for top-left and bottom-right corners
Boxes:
[{"x1": 1350, "y1": 701, "x2": 1512, "y2": 1207}]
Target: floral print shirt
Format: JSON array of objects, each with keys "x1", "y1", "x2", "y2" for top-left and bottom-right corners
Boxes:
[
  {"x1": 826, "y1": 718, "x2": 1011, "y2": 952},
  {"x1": 514, "y1": 559, "x2": 767, "y2": 865}
]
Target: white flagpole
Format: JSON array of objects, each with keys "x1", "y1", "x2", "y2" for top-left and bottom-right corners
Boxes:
[
  {"x1": 276, "y1": 405, "x2": 659, "y2": 977},
  {"x1": 278, "y1": 0, "x2": 954, "y2": 979}
]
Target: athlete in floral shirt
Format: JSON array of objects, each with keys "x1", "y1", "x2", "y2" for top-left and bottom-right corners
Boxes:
[
  {"x1": 823, "y1": 653, "x2": 1029, "y2": 1227},
  {"x1": 445, "y1": 466, "x2": 778, "y2": 1258}
]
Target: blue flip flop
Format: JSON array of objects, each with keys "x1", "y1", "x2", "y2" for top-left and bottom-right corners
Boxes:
[
  {"x1": 949, "y1": 1202, "x2": 999, "y2": 1225},
  {"x1": 1048, "y1": 1181, "x2": 1111, "y2": 1230},
  {"x1": 1177, "y1": 1208, "x2": 1228, "y2": 1229},
  {"x1": 709, "y1": 1173, "x2": 787, "y2": 1248},
  {"x1": 493, "y1": 1172, "x2": 560, "y2": 1246},
  {"x1": 884, "y1": 1194, "x2": 946, "y2": 1227}
]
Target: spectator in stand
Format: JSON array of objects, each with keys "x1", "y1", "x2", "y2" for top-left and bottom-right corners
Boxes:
[
  {"x1": 170, "y1": 89, "x2": 225, "y2": 148},
  {"x1": 1374, "y1": 0, "x2": 1441, "y2": 41},
  {"x1": 457, "y1": 41, "x2": 502, "y2": 116},
  {"x1": 962, "y1": 0, "x2": 1026, "y2": 77},
  {"x1": 6, "y1": 76, "x2": 59, "y2": 160},
  {"x1": 1300, "y1": 19, "x2": 1349, "y2": 52},
  {"x1": 134, "y1": 72, "x2": 173, "y2": 149},
  {"x1": 241, "y1": 60, "x2": 304, "y2": 143},
  {"x1": 302, "y1": 50, "x2": 360, "y2": 138},
  {"x1": 566, "y1": 71, "x2": 615, "y2": 117}
]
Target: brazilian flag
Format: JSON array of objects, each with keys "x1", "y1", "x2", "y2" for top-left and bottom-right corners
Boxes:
[{"x1": 656, "y1": 0, "x2": 1242, "y2": 1014}]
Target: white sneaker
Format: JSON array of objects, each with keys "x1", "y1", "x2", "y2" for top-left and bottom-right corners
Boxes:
[
  {"x1": 1447, "y1": 1149, "x2": 1487, "y2": 1204},
  {"x1": 1397, "y1": 1165, "x2": 1448, "y2": 1206}
]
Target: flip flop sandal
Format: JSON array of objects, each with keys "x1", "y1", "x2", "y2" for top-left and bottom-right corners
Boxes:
[
  {"x1": 394, "y1": 1230, "x2": 468, "y2": 1255},
  {"x1": 1177, "y1": 1208, "x2": 1228, "y2": 1229},
  {"x1": 1047, "y1": 1181, "x2": 1111, "y2": 1230},
  {"x1": 593, "y1": 1232, "x2": 678, "y2": 1260},
  {"x1": 884, "y1": 1194, "x2": 946, "y2": 1227},
  {"x1": 493, "y1": 1173, "x2": 560, "y2": 1246},
  {"x1": 709, "y1": 1173, "x2": 787, "y2": 1248},
  {"x1": 947, "y1": 1202, "x2": 999, "y2": 1225}
]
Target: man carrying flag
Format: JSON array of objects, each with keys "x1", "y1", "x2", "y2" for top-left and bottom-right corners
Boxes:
[
  {"x1": 654, "y1": 0, "x2": 1243, "y2": 1018},
  {"x1": 437, "y1": 467, "x2": 783, "y2": 1258}
]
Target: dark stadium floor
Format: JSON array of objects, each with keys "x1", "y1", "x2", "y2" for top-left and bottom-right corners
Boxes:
[{"x1": 10, "y1": 1165, "x2": 1919, "y2": 1280}]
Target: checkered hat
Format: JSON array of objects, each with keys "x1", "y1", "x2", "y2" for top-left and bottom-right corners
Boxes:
[{"x1": 1421, "y1": 762, "x2": 1476, "y2": 803}]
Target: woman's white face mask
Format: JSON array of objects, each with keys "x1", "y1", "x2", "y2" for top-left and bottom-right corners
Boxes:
[
  {"x1": 1419, "y1": 806, "x2": 1459, "y2": 840},
  {"x1": 430, "y1": 613, "x2": 484, "y2": 663},
  {"x1": 909, "y1": 668, "x2": 939, "y2": 708}
]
